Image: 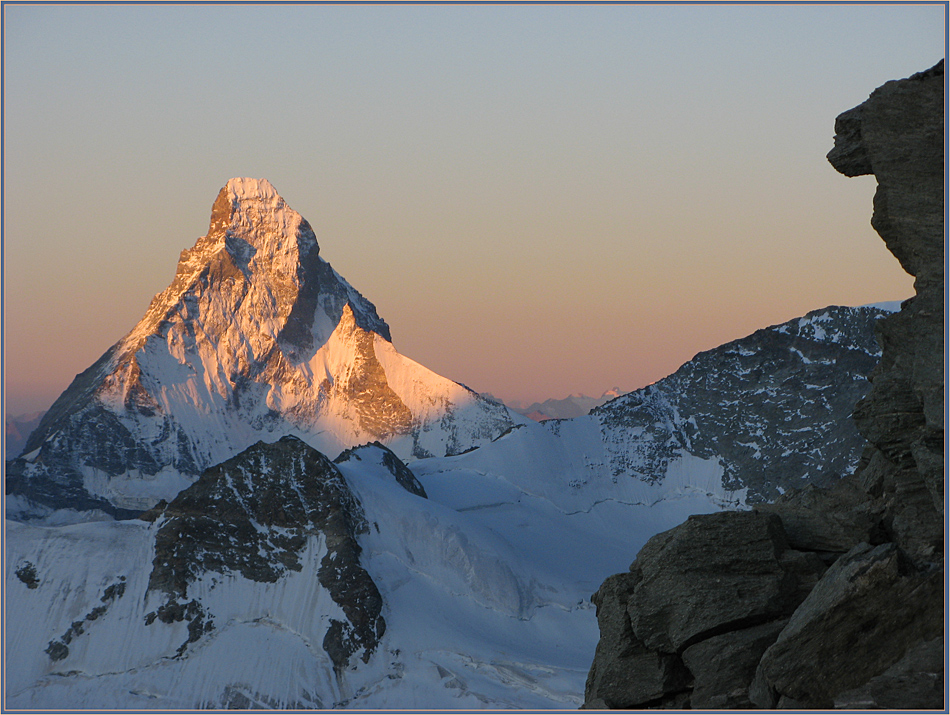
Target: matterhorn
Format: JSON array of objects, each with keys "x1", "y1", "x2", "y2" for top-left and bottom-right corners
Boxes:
[{"x1": 7, "y1": 178, "x2": 519, "y2": 519}]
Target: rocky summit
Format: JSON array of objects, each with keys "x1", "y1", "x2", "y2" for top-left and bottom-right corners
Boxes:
[
  {"x1": 582, "y1": 61, "x2": 944, "y2": 710},
  {"x1": 6, "y1": 178, "x2": 519, "y2": 520}
]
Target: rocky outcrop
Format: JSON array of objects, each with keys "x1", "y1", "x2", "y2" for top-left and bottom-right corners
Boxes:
[
  {"x1": 335, "y1": 441, "x2": 428, "y2": 499},
  {"x1": 584, "y1": 511, "x2": 824, "y2": 709},
  {"x1": 750, "y1": 542, "x2": 942, "y2": 708},
  {"x1": 584, "y1": 61, "x2": 944, "y2": 709},
  {"x1": 828, "y1": 61, "x2": 945, "y2": 561},
  {"x1": 144, "y1": 435, "x2": 385, "y2": 670}
]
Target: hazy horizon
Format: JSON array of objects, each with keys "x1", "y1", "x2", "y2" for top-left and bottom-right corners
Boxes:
[{"x1": 4, "y1": 4, "x2": 943, "y2": 416}]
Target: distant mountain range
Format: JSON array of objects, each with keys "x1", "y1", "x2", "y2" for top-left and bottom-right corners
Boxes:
[
  {"x1": 506, "y1": 389, "x2": 623, "y2": 421},
  {"x1": 4, "y1": 411, "x2": 45, "y2": 459}
]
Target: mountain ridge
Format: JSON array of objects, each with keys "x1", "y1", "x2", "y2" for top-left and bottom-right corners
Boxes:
[
  {"x1": 3, "y1": 167, "x2": 917, "y2": 709},
  {"x1": 511, "y1": 388, "x2": 622, "y2": 421}
]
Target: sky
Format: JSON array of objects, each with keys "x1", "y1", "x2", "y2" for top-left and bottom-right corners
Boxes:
[{"x1": 3, "y1": 3, "x2": 945, "y2": 416}]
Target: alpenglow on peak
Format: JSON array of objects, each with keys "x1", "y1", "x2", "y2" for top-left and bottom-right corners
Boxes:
[
  {"x1": 7, "y1": 179, "x2": 520, "y2": 518},
  {"x1": 205, "y1": 176, "x2": 319, "y2": 262}
]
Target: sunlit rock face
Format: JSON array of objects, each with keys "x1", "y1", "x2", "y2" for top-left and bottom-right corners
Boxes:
[{"x1": 6, "y1": 178, "x2": 519, "y2": 518}]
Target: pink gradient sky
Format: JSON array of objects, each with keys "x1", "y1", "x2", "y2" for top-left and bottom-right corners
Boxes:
[{"x1": 4, "y1": 4, "x2": 941, "y2": 416}]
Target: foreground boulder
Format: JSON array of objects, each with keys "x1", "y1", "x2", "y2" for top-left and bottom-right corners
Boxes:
[
  {"x1": 750, "y1": 542, "x2": 942, "y2": 708},
  {"x1": 626, "y1": 511, "x2": 822, "y2": 655},
  {"x1": 584, "y1": 60, "x2": 944, "y2": 709},
  {"x1": 585, "y1": 511, "x2": 823, "y2": 709}
]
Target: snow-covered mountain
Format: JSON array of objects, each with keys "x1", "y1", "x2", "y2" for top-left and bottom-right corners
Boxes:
[
  {"x1": 5, "y1": 289, "x2": 891, "y2": 708},
  {"x1": 7, "y1": 437, "x2": 613, "y2": 709},
  {"x1": 6, "y1": 179, "x2": 520, "y2": 519}
]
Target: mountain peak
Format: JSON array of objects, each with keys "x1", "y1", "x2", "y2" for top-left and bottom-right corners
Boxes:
[
  {"x1": 7, "y1": 180, "x2": 518, "y2": 517},
  {"x1": 226, "y1": 176, "x2": 280, "y2": 200},
  {"x1": 117, "y1": 178, "x2": 324, "y2": 363},
  {"x1": 206, "y1": 177, "x2": 318, "y2": 258}
]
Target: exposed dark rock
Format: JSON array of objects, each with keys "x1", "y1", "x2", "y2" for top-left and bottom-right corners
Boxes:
[
  {"x1": 145, "y1": 436, "x2": 384, "y2": 669},
  {"x1": 15, "y1": 561, "x2": 39, "y2": 589},
  {"x1": 756, "y1": 472, "x2": 886, "y2": 556},
  {"x1": 585, "y1": 512, "x2": 825, "y2": 708},
  {"x1": 44, "y1": 641, "x2": 69, "y2": 662},
  {"x1": 833, "y1": 637, "x2": 944, "y2": 709},
  {"x1": 591, "y1": 304, "x2": 887, "y2": 502},
  {"x1": 43, "y1": 577, "x2": 127, "y2": 663},
  {"x1": 828, "y1": 59, "x2": 945, "y2": 558},
  {"x1": 681, "y1": 619, "x2": 787, "y2": 709},
  {"x1": 584, "y1": 573, "x2": 691, "y2": 709},
  {"x1": 138, "y1": 499, "x2": 168, "y2": 523},
  {"x1": 626, "y1": 511, "x2": 819, "y2": 654},
  {"x1": 583, "y1": 62, "x2": 944, "y2": 710},
  {"x1": 100, "y1": 577, "x2": 126, "y2": 602},
  {"x1": 751, "y1": 543, "x2": 942, "y2": 708}
]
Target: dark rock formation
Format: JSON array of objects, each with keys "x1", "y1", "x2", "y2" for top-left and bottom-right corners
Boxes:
[
  {"x1": 583, "y1": 572, "x2": 691, "y2": 709},
  {"x1": 584, "y1": 61, "x2": 944, "y2": 709},
  {"x1": 750, "y1": 542, "x2": 942, "y2": 708},
  {"x1": 144, "y1": 435, "x2": 385, "y2": 670},
  {"x1": 756, "y1": 474, "x2": 886, "y2": 558},
  {"x1": 682, "y1": 619, "x2": 787, "y2": 709},
  {"x1": 14, "y1": 561, "x2": 40, "y2": 589},
  {"x1": 833, "y1": 637, "x2": 944, "y2": 709},
  {"x1": 626, "y1": 511, "x2": 822, "y2": 655},
  {"x1": 584, "y1": 512, "x2": 824, "y2": 709},
  {"x1": 43, "y1": 577, "x2": 127, "y2": 662},
  {"x1": 828, "y1": 60, "x2": 945, "y2": 562}
]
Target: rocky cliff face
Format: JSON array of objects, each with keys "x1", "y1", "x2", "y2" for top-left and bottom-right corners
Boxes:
[
  {"x1": 583, "y1": 61, "x2": 944, "y2": 710},
  {"x1": 828, "y1": 61, "x2": 945, "y2": 561},
  {"x1": 140, "y1": 436, "x2": 385, "y2": 673},
  {"x1": 6, "y1": 178, "x2": 519, "y2": 519}
]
